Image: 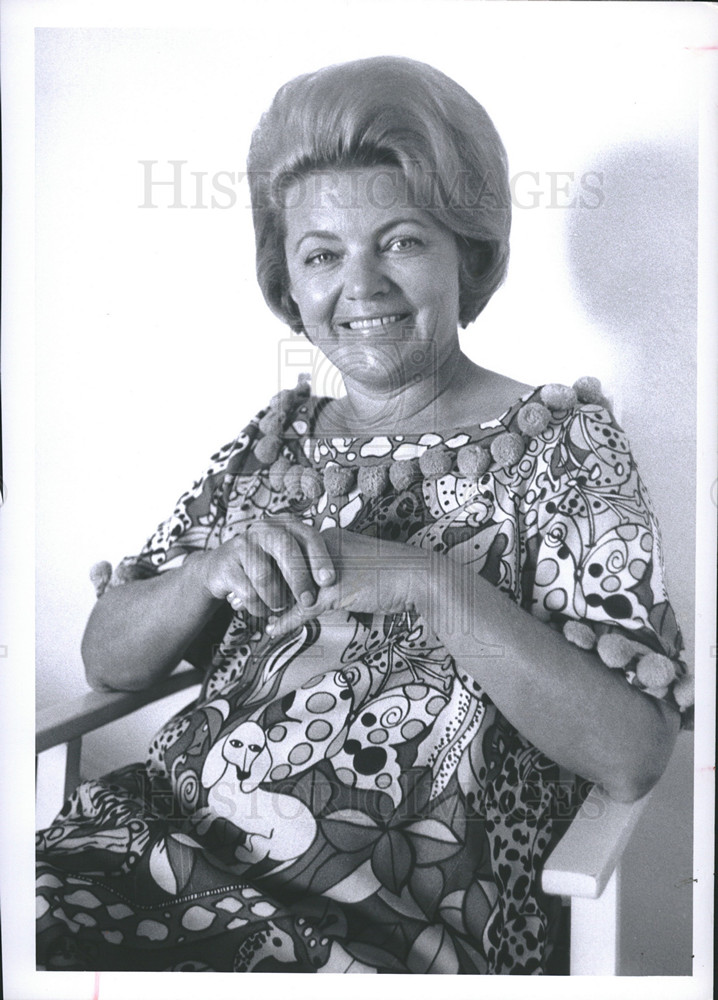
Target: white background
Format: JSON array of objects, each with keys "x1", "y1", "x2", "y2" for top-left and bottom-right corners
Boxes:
[{"x1": 1, "y1": 1, "x2": 716, "y2": 998}]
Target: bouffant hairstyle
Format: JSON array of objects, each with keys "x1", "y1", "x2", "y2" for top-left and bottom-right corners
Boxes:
[{"x1": 247, "y1": 56, "x2": 511, "y2": 331}]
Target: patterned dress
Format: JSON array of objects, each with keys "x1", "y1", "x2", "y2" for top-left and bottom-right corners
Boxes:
[{"x1": 36, "y1": 386, "x2": 689, "y2": 974}]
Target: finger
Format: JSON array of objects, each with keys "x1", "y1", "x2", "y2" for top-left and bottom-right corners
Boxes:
[
  {"x1": 297, "y1": 525, "x2": 336, "y2": 588},
  {"x1": 258, "y1": 516, "x2": 335, "y2": 588},
  {"x1": 265, "y1": 604, "x2": 309, "y2": 637},
  {"x1": 254, "y1": 526, "x2": 318, "y2": 608},
  {"x1": 265, "y1": 582, "x2": 341, "y2": 637},
  {"x1": 209, "y1": 535, "x2": 273, "y2": 618},
  {"x1": 226, "y1": 591, "x2": 244, "y2": 612},
  {"x1": 241, "y1": 536, "x2": 290, "y2": 613},
  {"x1": 221, "y1": 559, "x2": 267, "y2": 619}
]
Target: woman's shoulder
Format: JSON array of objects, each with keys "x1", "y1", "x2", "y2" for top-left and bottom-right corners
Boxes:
[
  {"x1": 461, "y1": 376, "x2": 617, "y2": 483},
  {"x1": 462, "y1": 370, "x2": 614, "y2": 432},
  {"x1": 475, "y1": 371, "x2": 535, "y2": 418}
]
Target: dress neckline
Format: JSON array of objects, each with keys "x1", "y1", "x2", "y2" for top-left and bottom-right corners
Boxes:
[{"x1": 300, "y1": 386, "x2": 540, "y2": 443}]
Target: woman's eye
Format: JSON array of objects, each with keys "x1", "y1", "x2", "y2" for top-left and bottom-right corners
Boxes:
[
  {"x1": 305, "y1": 250, "x2": 336, "y2": 266},
  {"x1": 386, "y1": 236, "x2": 420, "y2": 252}
]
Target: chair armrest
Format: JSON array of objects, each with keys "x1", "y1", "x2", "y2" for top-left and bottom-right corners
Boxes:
[
  {"x1": 541, "y1": 784, "x2": 653, "y2": 899},
  {"x1": 36, "y1": 666, "x2": 203, "y2": 754}
]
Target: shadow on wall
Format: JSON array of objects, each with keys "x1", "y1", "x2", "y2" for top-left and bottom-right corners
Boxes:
[
  {"x1": 564, "y1": 136, "x2": 698, "y2": 648},
  {"x1": 565, "y1": 137, "x2": 697, "y2": 352},
  {"x1": 565, "y1": 139, "x2": 697, "y2": 976}
]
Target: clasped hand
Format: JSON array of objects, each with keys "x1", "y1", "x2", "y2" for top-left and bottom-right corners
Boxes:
[{"x1": 196, "y1": 517, "x2": 432, "y2": 636}]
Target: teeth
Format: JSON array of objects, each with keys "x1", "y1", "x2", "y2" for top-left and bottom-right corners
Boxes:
[{"x1": 345, "y1": 314, "x2": 405, "y2": 330}]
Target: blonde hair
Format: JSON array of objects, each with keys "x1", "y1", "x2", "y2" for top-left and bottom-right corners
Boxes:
[{"x1": 248, "y1": 56, "x2": 511, "y2": 331}]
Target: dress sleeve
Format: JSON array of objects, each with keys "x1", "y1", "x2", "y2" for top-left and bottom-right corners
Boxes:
[
  {"x1": 109, "y1": 415, "x2": 264, "y2": 585},
  {"x1": 94, "y1": 414, "x2": 271, "y2": 673},
  {"x1": 519, "y1": 401, "x2": 693, "y2": 727}
]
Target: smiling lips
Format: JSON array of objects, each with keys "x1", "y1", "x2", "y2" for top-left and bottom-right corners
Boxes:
[{"x1": 338, "y1": 313, "x2": 410, "y2": 331}]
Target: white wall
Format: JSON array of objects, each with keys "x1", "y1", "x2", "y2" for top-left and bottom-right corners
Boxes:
[{"x1": 28, "y1": 1, "x2": 710, "y2": 979}]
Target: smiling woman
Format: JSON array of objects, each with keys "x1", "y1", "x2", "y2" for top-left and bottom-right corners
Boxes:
[
  {"x1": 249, "y1": 57, "x2": 511, "y2": 334},
  {"x1": 282, "y1": 168, "x2": 464, "y2": 428},
  {"x1": 36, "y1": 55, "x2": 691, "y2": 976}
]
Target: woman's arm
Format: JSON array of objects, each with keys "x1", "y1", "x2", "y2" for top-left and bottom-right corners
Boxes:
[
  {"x1": 82, "y1": 521, "x2": 336, "y2": 692},
  {"x1": 82, "y1": 553, "x2": 224, "y2": 692},
  {"x1": 267, "y1": 531, "x2": 681, "y2": 803},
  {"x1": 414, "y1": 551, "x2": 681, "y2": 803}
]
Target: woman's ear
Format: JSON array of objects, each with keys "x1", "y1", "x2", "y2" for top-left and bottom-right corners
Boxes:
[
  {"x1": 458, "y1": 238, "x2": 492, "y2": 279},
  {"x1": 287, "y1": 301, "x2": 308, "y2": 337},
  {"x1": 278, "y1": 285, "x2": 305, "y2": 335}
]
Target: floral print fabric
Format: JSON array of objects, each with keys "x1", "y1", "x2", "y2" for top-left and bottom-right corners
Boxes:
[{"x1": 36, "y1": 388, "x2": 687, "y2": 974}]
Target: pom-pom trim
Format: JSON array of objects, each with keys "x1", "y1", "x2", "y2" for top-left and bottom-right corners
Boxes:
[
  {"x1": 490, "y1": 432, "x2": 525, "y2": 468},
  {"x1": 247, "y1": 375, "x2": 616, "y2": 505},
  {"x1": 456, "y1": 444, "x2": 491, "y2": 477},
  {"x1": 517, "y1": 402, "x2": 551, "y2": 437},
  {"x1": 419, "y1": 444, "x2": 455, "y2": 479}
]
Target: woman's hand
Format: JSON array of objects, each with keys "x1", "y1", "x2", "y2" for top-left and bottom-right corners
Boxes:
[
  {"x1": 264, "y1": 526, "x2": 432, "y2": 635},
  {"x1": 196, "y1": 518, "x2": 337, "y2": 619}
]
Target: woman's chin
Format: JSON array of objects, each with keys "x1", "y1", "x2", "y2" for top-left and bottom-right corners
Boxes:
[
  {"x1": 343, "y1": 365, "x2": 414, "y2": 397},
  {"x1": 331, "y1": 347, "x2": 427, "y2": 395}
]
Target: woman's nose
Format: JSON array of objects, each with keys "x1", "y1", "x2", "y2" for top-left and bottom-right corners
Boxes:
[{"x1": 344, "y1": 251, "x2": 391, "y2": 300}]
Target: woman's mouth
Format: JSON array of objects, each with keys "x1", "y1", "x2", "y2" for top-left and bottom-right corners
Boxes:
[{"x1": 337, "y1": 313, "x2": 411, "y2": 332}]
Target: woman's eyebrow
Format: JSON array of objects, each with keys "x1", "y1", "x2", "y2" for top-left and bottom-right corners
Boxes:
[
  {"x1": 291, "y1": 230, "x2": 341, "y2": 253},
  {"x1": 291, "y1": 217, "x2": 432, "y2": 254},
  {"x1": 375, "y1": 217, "x2": 432, "y2": 239}
]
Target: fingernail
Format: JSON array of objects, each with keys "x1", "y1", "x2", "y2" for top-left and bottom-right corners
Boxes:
[
  {"x1": 299, "y1": 590, "x2": 315, "y2": 607},
  {"x1": 318, "y1": 568, "x2": 334, "y2": 584}
]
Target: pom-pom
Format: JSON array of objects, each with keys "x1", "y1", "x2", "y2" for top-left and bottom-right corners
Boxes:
[
  {"x1": 596, "y1": 632, "x2": 645, "y2": 669},
  {"x1": 254, "y1": 433, "x2": 282, "y2": 464},
  {"x1": 490, "y1": 432, "x2": 525, "y2": 468},
  {"x1": 89, "y1": 560, "x2": 112, "y2": 598},
  {"x1": 457, "y1": 444, "x2": 491, "y2": 477},
  {"x1": 269, "y1": 388, "x2": 295, "y2": 413},
  {"x1": 563, "y1": 621, "x2": 597, "y2": 650},
  {"x1": 643, "y1": 685, "x2": 669, "y2": 700},
  {"x1": 573, "y1": 376, "x2": 603, "y2": 404},
  {"x1": 283, "y1": 464, "x2": 304, "y2": 497},
  {"x1": 389, "y1": 458, "x2": 422, "y2": 491},
  {"x1": 673, "y1": 675, "x2": 694, "y2": 710},
  {"x1": 635, "y1": 651, "x2": 677, "y2": 689},
  {"x1": 268, "y1": 456, "x2": 291, "y2": 491},
  {"x1": 419, "y1": 445, "x2": 454, "y2": 479},
  {"x1": 358, "y1": 465, "x2": 390, "y2": 499},
  {"x1": 258, "y1": 410, "x2": 282, "y2": 436},
  {"x1": 110, "y1": 562, "x2": 137, "y2": 588},
  {"x1": 517, "y1": 402, "x2": 552, "y2": 437},
  {"x1": 540, "y1": 383, "x2": 577, "y2": 411},
  {"x1": 324, "y1": 465, "x2": 356, "y2": 496},
  {"x1": 295, "y1": 373, "x2": 311, "y2": 395},
  {"x1": 300, "y1": 468, "x2": 324, "y2": 500}
]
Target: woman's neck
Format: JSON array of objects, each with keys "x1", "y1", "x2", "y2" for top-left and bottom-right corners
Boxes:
[
  {"x1": 324, "y1": 346, "x2": 464, "y2": 435},
  {"x1": 312, "y1": 351, "x2": 534, "y2": 438}
]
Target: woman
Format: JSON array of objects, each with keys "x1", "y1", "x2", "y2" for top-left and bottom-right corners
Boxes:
[{"x1": 36, "y1": 56, "x2": 691, "y2": 974}]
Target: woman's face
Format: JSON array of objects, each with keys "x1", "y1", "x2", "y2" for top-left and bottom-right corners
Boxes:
[{"x1": 283, "y1": 167, "x2": 461, "y2": 397}]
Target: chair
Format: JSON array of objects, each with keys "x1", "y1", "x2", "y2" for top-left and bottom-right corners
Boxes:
[{"x1": 36, "y1": 668, "x2": 655, "y2": 976}]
